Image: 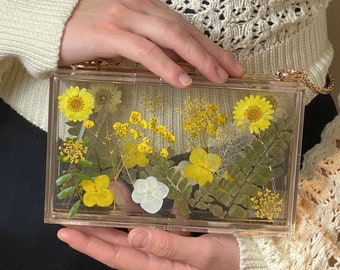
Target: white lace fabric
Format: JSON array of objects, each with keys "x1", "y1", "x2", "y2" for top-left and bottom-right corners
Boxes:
[
  {"x1": 237, "y1": 97, "x2": 340, "y2": 269},
  {"x1": 162, "y1": 0, "x2": 334, "y2": 105}
]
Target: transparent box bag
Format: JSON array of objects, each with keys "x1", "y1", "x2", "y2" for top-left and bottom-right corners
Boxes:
[{"x1": 45, "y1": 64, "x2": 305, "y2": 236}]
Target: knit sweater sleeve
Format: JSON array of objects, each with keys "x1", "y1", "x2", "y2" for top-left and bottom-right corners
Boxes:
[
  {"x1": 0, "y1": 0, "x2": 79, "y2": 77},
  {"x1": 236, "y1": 96, "x2": 340, "y2": 270}
]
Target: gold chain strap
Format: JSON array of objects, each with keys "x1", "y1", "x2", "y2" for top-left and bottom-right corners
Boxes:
[
  {"x1": 66, "y1": 62, "x2": 335, "y2": 94},
  {"x1": 274, "y1": 70, "x2": 335, "y2": 94}
]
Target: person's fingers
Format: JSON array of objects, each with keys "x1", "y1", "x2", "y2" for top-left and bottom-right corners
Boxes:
[
  {"x1": 62, "y1": 226, "x2": 130, "y2": 246},
  {"x1": 124, "y1": 0, "x2": 245, "y2": 78},
  {"x1": 104, "y1": 29, "x2": 193, "y2": 88},
  {"x1": 122, "y1": 13, "x2": 231, "y2": 84},
  {"x1": 128, "y1": 228, "x2": 239, "y2": 269},
  {"x1": 57, "y1": 227, "x2": 195, "y2": 270}
]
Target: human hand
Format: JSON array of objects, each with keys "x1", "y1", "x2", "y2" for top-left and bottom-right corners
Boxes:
[
  {"x1": 57, "y1": 226, "x2": 240, "y2": 270},
  {"x1": 59, "y1": 0, "x2": 245, "y2": 88}
]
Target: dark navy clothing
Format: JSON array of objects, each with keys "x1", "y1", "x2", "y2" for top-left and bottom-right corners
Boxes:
[
  {"x1": 0, "y1": 99, "x2": 110, "y2": 270},
  {"x1": 0, "y1": 92, "x2": 338, "y2": 269}
]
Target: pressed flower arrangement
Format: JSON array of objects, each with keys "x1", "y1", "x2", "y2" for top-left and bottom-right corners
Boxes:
[{"x1": 45, "y1": 67, "x2": 304, "y2": 235}]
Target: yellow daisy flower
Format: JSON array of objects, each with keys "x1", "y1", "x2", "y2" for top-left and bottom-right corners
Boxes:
[
  {"x1": 233, "y1": 95, "x2": 274, "y2": 134},
  {"x1": 58, "y1": 86, "x2": 94, "y2": 122},
  {"x1": 184, "y1": 147, "x2": 222, "y2": 186},
  {"x1": 89, "y1": 82, "x2": 121, "y2": 114},
  {"x1": 81, "y1": 174, "x2": 114, "y2": 207}
]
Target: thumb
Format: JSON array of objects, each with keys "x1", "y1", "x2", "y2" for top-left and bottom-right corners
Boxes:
[{"x1": 128, "y1": 228, "x2": 202, "y2": 264}]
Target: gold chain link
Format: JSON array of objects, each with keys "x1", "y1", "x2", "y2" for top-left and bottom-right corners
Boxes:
[{"x1": 274, "y1": 70, "x2": 335, "y2": 94}]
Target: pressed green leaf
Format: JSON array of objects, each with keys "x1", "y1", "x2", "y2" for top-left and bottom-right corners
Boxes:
[
  {"x1": 171, "y1": 170, "x2": 182, "y2": 185},
  {"x1": 183, "y1": 185, "x2": 193, "y2": 197},
  {"x1": 279, "y1": 131, "x2": 294, "y2": 142},
  {"x1": 244, "y1": 145, "x2": 260, "y2": 164},
  {"x1": 252, "y1": 139, "x2": 266, "y2": 155},
  {"x1": 67, "y1": 200, "x2": 81, "y2": 219},
  {"x1": 67, "y1": 127, "x2": 82, "y2": 137},
  {"x1": 78, "y1": 159, "x2": 93, "y2": 167},
  {"x1": 267, "y1": 139, "x2": 288, "y2": 156},
  {"x1": 227, "y1": 165, "x2": 247, "y2": 184},
  {"x1": 175, "y1": 197, "x2": 187, "y2": 207},
  {"x1": 57, "y1": 155, "x2": 66, "y2": 162},
  {"x1": 178, "y1": 178, "x2": 189, "y2": 191},
  {"x1": 56, "y1": 174, "x2": 73, "y2": 186},
  {"x1": 180, "y1": 205, "x2": 191, "y2": 216},
  {"x1": 234, "y1": 193, "x2": 252, "y2": 208},
  {"x1": 139, "y1": 171, "x2": 148, "y2": 179},
  {"x1": 167, "y1": 186, "x2": 178, "y2": 200},
  {"x1": 209, "y1": 204, "x2": 225, "y2": 218},
  {"x1": 82, "y1": 136, "x2": 90, "y2": 145},
  {"x1": 272, "y1": 167, "x2": 285, "y2": 179},
  {"x1": 269, "y1": 154, "x2": 287, "y2": 167},
  {"x1": 228, "y1": 204, "x2": 249, "y2": 219},
  {"x1": 248, "y1": 165, "x2": 273, "y2": 185},
  {"x1": 75, "y1": 172, "x2": 91, "y2": 180},
  {"x1": 235, "y1": 155, "x2": 252, "y2": 175},
  {"x1": 284, "y1": 115, "x2": 298, "y2": 130},
  {"x1": 57, "y1": 186, "x2": 76, "y2": 199},
  {"x1": 215, "y1": 192, "x2": 233, "y2": 207},
  {"x1": 242, "y1": 183, "x2": 260, "y2": 197},
  {"x1": 260, "y1": 155, "x2": 273, "y2": 166},
  {"x1": 195, "y1": 201, "x2": 209, "y2": 210}
]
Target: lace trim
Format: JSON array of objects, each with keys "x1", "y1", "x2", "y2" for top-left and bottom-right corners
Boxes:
[
  {"x1": 250, "y1": 110, "x2": 340, "y2": 269},
  {"x1": 162, "y1": 0, "x2": 331, "y2": 58}
]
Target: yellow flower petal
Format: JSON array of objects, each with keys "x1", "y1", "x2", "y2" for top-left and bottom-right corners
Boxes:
[
  {"x1": 184, "y1": 147, "x2": 221, "y2": 186},
  {"x1": 233, "y1": 95, "x2": 274, "y2": 134},
  {"x1": 58, "y1": 86, "x2": 94, "y2": 122},
  {"x1": 81, "y1": 175, "x2": 113, "y2": 207},
  {"x1": 94, "y1": 174, "x2": 110, "y2": 188}
]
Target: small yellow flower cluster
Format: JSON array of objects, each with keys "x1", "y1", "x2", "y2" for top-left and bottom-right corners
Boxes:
[
  {"x1": 113, "y1": 111, "x2": 175, "y2": 161},
  {"x1": 59, "y1": 138, "x2": 88, "y2": 164},
  {"x1": 83, "y1": 120, "x2": 94, "y2": 129},
  {"x1": 251, "y1": 188, "x2": 283, "y2": 221},
  {"x1": 177, "y1": 97, "x2": 227, "y2": 138}
]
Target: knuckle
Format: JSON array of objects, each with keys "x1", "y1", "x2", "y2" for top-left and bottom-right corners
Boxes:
[
  {"x1": 165, "y1": 23, "x2": 188, "y2": 40},
  {"x1": 152, "y1": 238, "x2": 178, "y2": 258},
  {"x1": 137, "y1": 42, "x2": 159, "y2": 59}
]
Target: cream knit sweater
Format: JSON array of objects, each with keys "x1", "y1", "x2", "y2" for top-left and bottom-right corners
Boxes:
[{"x1": 0, "y1": 0, "x2": 338, "y2": 269}]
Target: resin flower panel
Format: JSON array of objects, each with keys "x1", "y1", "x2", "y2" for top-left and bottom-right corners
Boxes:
[{"x1": 45, "y1": 69, "x2": 304, "y2": 236}]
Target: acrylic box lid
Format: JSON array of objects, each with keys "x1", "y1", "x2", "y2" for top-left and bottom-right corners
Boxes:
[{"x1": 45, "y1": 66, "x2": 305, "y2": 236}]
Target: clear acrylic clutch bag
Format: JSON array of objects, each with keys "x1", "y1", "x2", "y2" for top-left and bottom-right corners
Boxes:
[{"x1": 45, "y1": 63, "x2": 305, "y2": 236}]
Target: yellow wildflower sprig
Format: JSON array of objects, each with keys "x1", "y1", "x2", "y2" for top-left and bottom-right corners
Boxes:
[
  {"x1": 58, "y1": 137, "x2": 89, "y2": 164},
  {"x1": 176, "y1": 96, "x2": 227, "y2": 145},
  {"x1": 251, "y1": 188, "x2": 283, "y2": 221},
  {"x1": 113, "y1": 111, "x2": 175, "y2": 163}
]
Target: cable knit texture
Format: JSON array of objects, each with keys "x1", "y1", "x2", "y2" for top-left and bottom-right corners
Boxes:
[
  {"x1": 0, "y1": 0, "x2": 79, "y2": 129},
  {"x1": 0, "y1": 1, "x2": 338, "y2": 269},
  {"x1": 0, "y1": 0, "x2": 334, "y2": 130}
]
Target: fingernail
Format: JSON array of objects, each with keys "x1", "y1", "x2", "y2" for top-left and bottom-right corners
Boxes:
[
  {"x1": 179, "y1": 73, "x2": 192, "y2": 86},
  {"x1": 235, "y1": 61, "x2": 246, "y2": 72},
  {"x1": 129, "y1": 231, "x2": 149, "y2": 248},
  {"x1": 217, "y1": 66, "x2": 228, "y2": 80}
]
